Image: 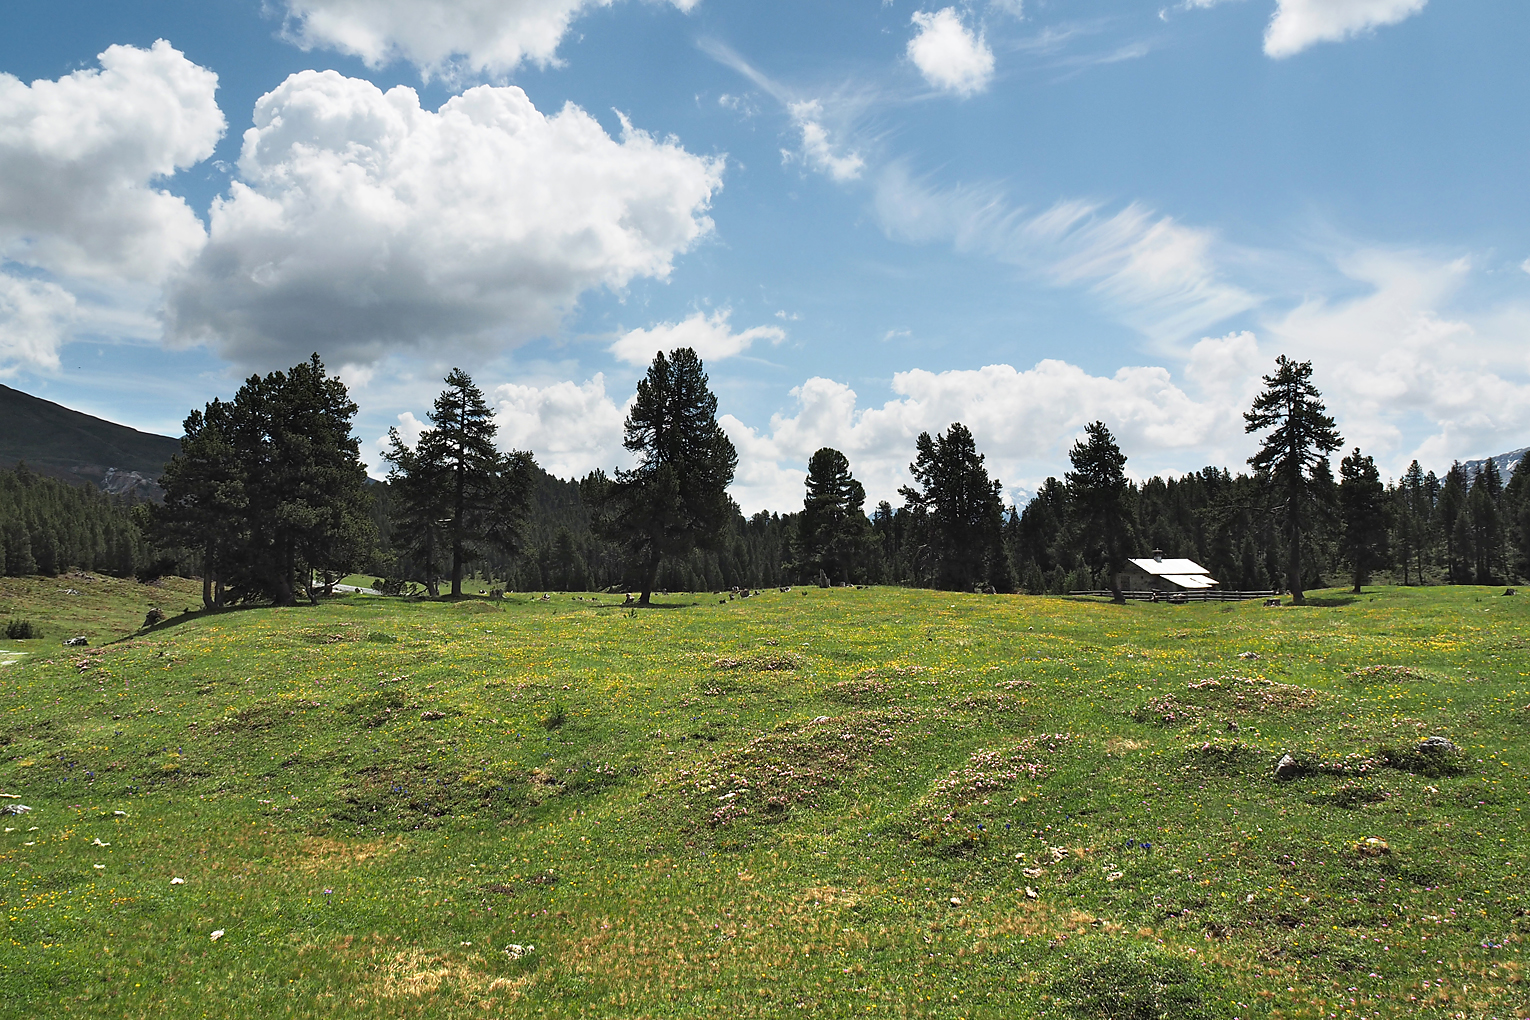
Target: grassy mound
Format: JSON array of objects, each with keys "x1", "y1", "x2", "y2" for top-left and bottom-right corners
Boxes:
[{"x1": 1, "y1": 582, "x2": 1526, "y2": 1017}]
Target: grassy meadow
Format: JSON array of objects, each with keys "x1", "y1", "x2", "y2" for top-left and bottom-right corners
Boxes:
[{"x1": 1, "y1": 576, "x2": 1528, "y2": 1018}]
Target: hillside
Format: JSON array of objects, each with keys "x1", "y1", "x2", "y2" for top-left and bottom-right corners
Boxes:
[
  {"x1": 0, "y1": 383, "x2": 181, "y2": 498},
  {"x1": 2, "y1": 582, "x2": 1527, "y2": 1017}
]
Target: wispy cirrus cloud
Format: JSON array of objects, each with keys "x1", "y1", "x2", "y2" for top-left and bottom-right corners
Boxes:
[
  {"x1": 873, "y1": 163, "x2": 1259, "y2": 345},
  {"x1": 699, "y1": 38, "x2": 869, "y2": 184}
]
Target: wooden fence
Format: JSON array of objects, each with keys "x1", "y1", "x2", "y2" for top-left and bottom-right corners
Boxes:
[{"x1": 1067, "y1": 589, "x2": 1279, "y2": 603}]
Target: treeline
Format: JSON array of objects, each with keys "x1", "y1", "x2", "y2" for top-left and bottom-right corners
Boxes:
[
  {"x1": 6, "y1": 350, "x2": 1525, "y2": 602},
  {"x1": 0, "y1": 463, "x2": 167, "y2": 578},
  {"x1": 454, "y1": 356, "x2": 1530, "y2": 599}
]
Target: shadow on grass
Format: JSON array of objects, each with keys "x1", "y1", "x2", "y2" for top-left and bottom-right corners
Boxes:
[{"x1": 1297, "y1": 595, "x2": 1359, "y2": 607}]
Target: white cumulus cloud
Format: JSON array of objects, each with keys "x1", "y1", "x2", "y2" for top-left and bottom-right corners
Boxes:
[
  {"x1": 0, "y1": 40, "x2": 224, "y2": 282},
  {"x1": 1260, "y1": 250, "x2": 1530, "y2": 470},
  {"x1": 492, "y1": 374, "x2": 631, "y2": 478},
  {"x1": 166, "y1": 71, "x2": 724, "y2": 368},
  {"x1": 280, "y1": 0, "x2": 700, "y2": 79},
  {"x1": 1264, "y1": 0, "x2": 1428, "y2": 59},
  {"x1": 908, "y1": 8, "x2": 995, "y2": 97},
  {"x1": 721, "y1": 339, "x2": 1267, "y2": 513},
  {"x1": 0, "y1": 273, "x2": 77, "y2": 373},
  {"x1": 609, "y1": 308, "x2": 784, "y2": 366}
]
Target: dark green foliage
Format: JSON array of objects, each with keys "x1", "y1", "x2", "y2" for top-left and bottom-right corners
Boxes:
[
  {"x1": 1338, "y1": 447, "x2": 1390, "y2": 593},
  {"x1": 224, "y1": 356, "x2": 376, "y2": 606},
  {"x1": 797, "y1": 447, "x2": 869, "y2": 585},
  {"x1": 4, "y1": 619, "x2": 39, "y2": 639},
  {"x1": 1435, "y1": 463, "x2": 1470, "y2": 583},
  {"x1": 153, "y1": 355, "x2": 375, "y2": 606},
  {"x1": 588, "y1": 348, "x2": 738, "y2": 604},
  {"x1": 899, "y1": 422, "x2": 1012, "y2": 592},
  {"x1": 1245, "y1": 355, "x2": 1343, "y2": 604},
  {"x1": 1378, "y1": 741, "x2": 1467, "y2": 777},
  {"x1": 157, "y1": 401, "x2": 245, "y2": 608},
  {"x1": 1467, "y1": 458, "x2": 1504, "y2": 584},
  {"x1": 1066, "y1": 421, "x2": 1136, "y2": 601},
  {"x1": 382, "y1": 369, "x2": 533, "y2": 597},
  {"x1": 0, "y1": 462, "x2": 160, "y2": 578},
  {"x1": 1392, "y1": 459, "x2": 1430, "y2": 585},
  {"x1": 1507, "y1": 451, "x2": 1530, "y2": 579},
  {"x1": 377, "y1": 430, "x2": 448, "y2": 595},
  {"x1": 1047, "y1": 942, "x2": 1230, "y2": 1020}
]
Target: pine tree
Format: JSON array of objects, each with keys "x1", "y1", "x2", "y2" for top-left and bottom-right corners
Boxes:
[
  {"x1": 1396, "y1": 459, "x2": 1429, "y2": 584},
  {"x1": 1505, "y1": 451, "x2": 1530, "y2": 581},
  {"x1": 380, "y1": 426, "x2": 450, "y2": 596},
  {"x1": 423, "y1": 369, "x2": 523, "y2": 597},
  {"x1": 1436, "y1": 464, "x2": 1469, "y2": 583},
  {"x1": 158, "y1": 400, "x2": 247, "y2": 608},
  {"x1": 899, "y1": 423, "x2": 1011, "y2": 592},
  {"x1": 1244, "y1": 356, "x2": 1343, "y2": 604},
  {"x1": 798, "y1": 448, "x2": 869, "y2": 585},
  {"x1": 593, "y1": 349, "x2": 738, "y2": 605},
  {"x1": 1467, "y1": 459, "x2": 1504, "y2": 584},
  {"x1": 1338, "y1": 447, "x2": 1390, "y2": 593},
  {"x1": 1065, "y1": 421, "x2": 1136, "y2": 602},
  {"x1": 217, "y1": 355, "x2": 375, "y2": 606}
]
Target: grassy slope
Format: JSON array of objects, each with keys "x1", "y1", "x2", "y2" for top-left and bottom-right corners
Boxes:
[{"x1": 1, "y1": 582, "x2": 1527, "y2": 1019}]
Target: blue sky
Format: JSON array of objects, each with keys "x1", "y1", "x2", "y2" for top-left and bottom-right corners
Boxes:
[{"x1": 2, "y1": 0, "x2": 1527, "y2": 511}]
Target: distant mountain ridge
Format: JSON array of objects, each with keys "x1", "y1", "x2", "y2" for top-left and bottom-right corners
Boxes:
[
  {"x1": 0, "y1": 383, "x2": 182, "y2": 499},
  {"x1": 1461, "y1": 446, "x2": 1528, "y2": 481}
]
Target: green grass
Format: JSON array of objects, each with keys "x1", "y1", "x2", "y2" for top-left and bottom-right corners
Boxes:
[{"x1": 2, "y1": 582, "x2": 1528, "y2": 1018}]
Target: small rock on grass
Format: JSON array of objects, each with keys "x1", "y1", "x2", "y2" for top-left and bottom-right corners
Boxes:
[{"x1": 1274, "y1": 754, "x2": 1301, "y2": 780}]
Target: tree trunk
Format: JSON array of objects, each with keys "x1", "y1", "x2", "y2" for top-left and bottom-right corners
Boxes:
[
  {"x1": 275, "y1": 538, "x2": 296, "y2": 606},
  {"x1": 202, "y1": 542, "x2": 214, "y2": 610},
  {"x1": 1286, "y1": 510, "x2": 1305, "y2": 603},
  {"x1": 639, "y1": 551, "x2": 662, "y2": 606}
]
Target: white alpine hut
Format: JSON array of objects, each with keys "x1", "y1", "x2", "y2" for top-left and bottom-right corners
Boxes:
[{"x1": 1117, "y1": 550, "x2": 1219, "y2": 593}]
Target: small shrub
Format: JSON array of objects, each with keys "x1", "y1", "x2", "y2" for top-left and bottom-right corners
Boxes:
[
  {"x1": 1309, "y1": 779, "x2": 1392, "y2": 808},
  {"x1": 830, "y1": 677, "x2": 891, "y2": 704},
  {"x1": 1347, "y1": 665, "x2": 1438, "y2": 685},
  {"x1": 4, "y1": 620, "x2": 39, "y2": 640},
  {"x1": 1133, "y1": 695, "x2": 1196, "y2": 726},
  {"x1": 543, "y1": 702, "x2": 566, "y2": 730},
  {"x1": 366, "y1": 631, "x2": 398, "y2": 643},
  {"x1": 1047, "y1": 941, "x2": 1231, "y2": 1020},
  {"x1": 1378, "y1": 740, "x2": 1467, "y2": 777}
]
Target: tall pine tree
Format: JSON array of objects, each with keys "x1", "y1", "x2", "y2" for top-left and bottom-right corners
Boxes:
[
  {"x1": 158, "y1": 400, "x2": 247, "y2": 608},
  {"x1": 797, "y1": 448, "x2": 869, "y2": 585},
  {"x1": 591, "y1": 349, "x2": 738, "y2": 604},
  {"x1": 218, "y1": 356, "x2": 375, "y2": 605},
  {"x1": 1065, "y1": 421, "x2": 1136, "y2": 602},
  {"x1": 899, "y1": 423, "x2": 1011, "y2": 592},
  {"x1": 383, "y1": 369, "x2": 533, "y2": 597},
  {"x1": 1244, "y1": 355, "x2": 1342, "y2": 604},
  {"x1": 1338, "y1": 447, "x2": 1390, "y2": 593}
]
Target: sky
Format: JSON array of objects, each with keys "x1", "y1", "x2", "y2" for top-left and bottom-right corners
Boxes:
[{"x1": 2, "y1": 0, "x2": 1528, "y2": 513}]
